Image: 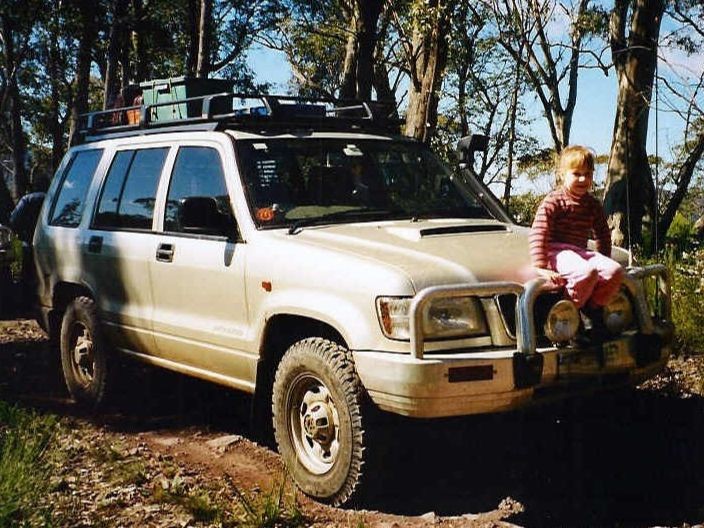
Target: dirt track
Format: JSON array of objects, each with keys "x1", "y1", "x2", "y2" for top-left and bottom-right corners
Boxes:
[{"x1": 2, "y1": 318, "x2": 704, "y2": 527}]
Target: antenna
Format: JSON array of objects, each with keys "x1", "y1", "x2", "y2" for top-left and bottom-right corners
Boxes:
[
  {"x1": 626, "y1": 128, "x2": 633, "y2": 267},
  {"x1": 654, "y1": 36, "x2": 660, "y2": 254}
]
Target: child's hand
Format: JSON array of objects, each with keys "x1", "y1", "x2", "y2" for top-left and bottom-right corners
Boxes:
[{"x1": 534, "y1": 268, "x2": 567, "y2": 288}]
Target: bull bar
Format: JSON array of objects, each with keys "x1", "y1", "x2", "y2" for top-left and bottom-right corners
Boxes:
[{"x1": 409, "y1": 264, "x2": 672, "y2": 361}]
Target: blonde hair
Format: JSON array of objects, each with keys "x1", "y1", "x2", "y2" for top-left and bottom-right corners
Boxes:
[{"x1": 556, "y1": 145, "x2": 595, "y2": 186}]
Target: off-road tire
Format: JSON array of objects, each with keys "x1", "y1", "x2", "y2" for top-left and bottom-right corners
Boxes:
[
  {"x1": 272, "y1": 337, "x2": 365, "y2": 506},
  {"x1": 60, "y1": 296, "x2": 110, "y2": 410}
]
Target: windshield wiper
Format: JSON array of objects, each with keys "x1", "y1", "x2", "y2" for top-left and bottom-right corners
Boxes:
[{"x1": 287, "y1": 208, "x2": 396, "y2": 235}]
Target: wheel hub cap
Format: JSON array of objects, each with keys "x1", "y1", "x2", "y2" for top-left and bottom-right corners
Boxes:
[
  {"x1": 302, "y1": 399, "x2": 335, "y2": 444},
  {"x1": 288, "y1": 375, "x2": 341, "y2": 475},
  {"x1": 71, "y1": 324, "x2": 94, "y2": 385}
]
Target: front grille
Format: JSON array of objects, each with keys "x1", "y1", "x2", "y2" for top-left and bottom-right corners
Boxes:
[
  {"x1": 496, "y1": 291, "x2": 567, "y2": 346},
  {"x1": 496, "y1": 294, "x2": 518, "y2": 338}
]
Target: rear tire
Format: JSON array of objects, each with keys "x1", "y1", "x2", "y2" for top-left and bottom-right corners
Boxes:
[
  {"x1": 272, "y1": 337, "x2": 366, "y2": 506},
  {"x1": 60, "y1": 296, "x2": 110, "y2": 410}
]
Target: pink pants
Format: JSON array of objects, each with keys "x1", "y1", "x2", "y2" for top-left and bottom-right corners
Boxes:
[{"x1": 548, "y1": 243, "x2": 624, "y2": 309}]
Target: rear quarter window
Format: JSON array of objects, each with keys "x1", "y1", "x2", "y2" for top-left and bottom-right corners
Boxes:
[{"x1": 49, "y1": 149, "x2": 104, "y2": 227}]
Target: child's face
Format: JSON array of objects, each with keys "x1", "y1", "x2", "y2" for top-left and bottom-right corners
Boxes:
[{"x1": 562, "y1": 165, "x2": 593, "y2": 197}]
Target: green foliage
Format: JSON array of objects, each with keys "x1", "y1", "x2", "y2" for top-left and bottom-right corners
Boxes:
[
  {"x1": 152, "y1": 474, "x2": 225, "y2": 523},
  {"x1": 0, "y1": 402, "x2": 58, "y2": 527},
  {"x1": 271, "y1": 1, "x2": 350, "y2": 97},
  {"x1": 517, "y1": 148, "x2": 556, "y2": 181},
  {"x1": 233, "y1": 479, "x2": 305, "y2": 528},
  {"x1": 574, "y1": 5, "x2": 610, "y2": 38},
  {"x1": 152, "y1": 473, "x2": 306, "y2": 528},
  {"x1": 666, "y1": 211, "x2": 696, "y2": 251},
  {"x1": 508, "y1": 192, "x2": 545, "y2": 225},
  {"x1": 662, "y1": 248, "x2": 704, "y2": 356}
]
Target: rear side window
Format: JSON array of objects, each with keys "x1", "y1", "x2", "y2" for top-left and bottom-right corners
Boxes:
[
  {"x1": 50, "y1": 149, "x2": 103, "y2": 227},
  {"x1": 94, "y1": 147, "x2": 169, "y2": 230},
  {"x1": 164, "y1": 146, "x2": 231, "y2": 233}
]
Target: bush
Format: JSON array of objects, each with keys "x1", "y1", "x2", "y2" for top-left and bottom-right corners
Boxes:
[
  {"x1": 666, "y1": 212, "x2": 697, "y2": 252},
  {"x1": 663, "y1": 248, "x2": 704, "y2": 356},
  {"x1": 0, "y1": 402, "x2": 58, "y2": 526},
  {"x1": 508, "y1": 192, "x2": 545, "y2": 226}
]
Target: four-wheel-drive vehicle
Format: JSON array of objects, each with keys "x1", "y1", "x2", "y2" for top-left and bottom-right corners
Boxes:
[{"x1": 33, "y1": 83, "x2": 674, "y2": 506}]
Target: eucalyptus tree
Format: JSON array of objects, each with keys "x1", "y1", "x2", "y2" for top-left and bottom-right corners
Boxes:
[
  {"x1": 261, "y1": 0, "x2": 384, "y2": 99},
  {"x1": 397, "y1": 0, "x2": 455, "y2": 142},
  {"x1": 442, "y1": 1, "x2": 537, "y2": 201},
  {"x1": 481, "y1": 0, "x2": 608, "y2": 153},
  {"x1": 0, "y1": 0, "x2": 47, "y2": 213},
  {"x1": 599, "y1": 0, "x2": 664, "y2": 249},
  {"x1": 651, "y1": 0, "x2": 704, "y2": 249}
]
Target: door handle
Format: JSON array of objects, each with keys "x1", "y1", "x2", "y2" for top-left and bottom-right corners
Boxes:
[
  {"x1": 87, "y1": 235, "x2": 103, "y2": 254},
  {"x1": 156, "y1": 243, "x2": 174, "y2": 262}
]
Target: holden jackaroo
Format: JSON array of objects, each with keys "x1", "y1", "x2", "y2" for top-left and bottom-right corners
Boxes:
[{"x1": 34, "y1": 82, "x2": 674, "y2": 506}]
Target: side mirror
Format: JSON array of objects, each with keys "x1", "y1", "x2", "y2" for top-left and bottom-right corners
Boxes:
[
  {"x1": 180, "y1": 196, "x2": 234, "y2": 238},
  {"x1": 456, "y1": 134, "x2": 488, "y2": 166}
]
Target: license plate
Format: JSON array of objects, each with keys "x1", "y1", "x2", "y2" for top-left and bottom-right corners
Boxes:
[
  {"x1": 557, "y1": 349, "x2": 600, "y2": 375},
  {"x1": 602, "y1": 338, "x2": 634, "y2": 368}
]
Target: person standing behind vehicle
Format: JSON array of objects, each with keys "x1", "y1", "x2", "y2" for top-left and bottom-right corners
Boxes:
[
  {"x1": 529, "y1": 145, "x2": 624, "y2": 317},
  {"x1": 9, "y1": 190, "x2": 45, "y2": 308}
]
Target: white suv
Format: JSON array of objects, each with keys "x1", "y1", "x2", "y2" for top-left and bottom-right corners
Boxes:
[{"x1": 33, "y1": 91, "x2": 674, "y2": 505}]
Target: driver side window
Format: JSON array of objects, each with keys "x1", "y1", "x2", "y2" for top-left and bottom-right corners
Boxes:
[{"x1": 164, "y1": 146, "x2": 233, "y2": 234}]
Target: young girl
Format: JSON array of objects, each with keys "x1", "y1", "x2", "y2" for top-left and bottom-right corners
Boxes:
[{"x1": 529, "y1": 145, "x2": 623, "y2": 310}]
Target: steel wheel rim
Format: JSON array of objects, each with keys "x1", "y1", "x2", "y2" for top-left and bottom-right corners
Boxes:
[
  {"x1": 68, "y1": 321, "x2": 95, "y2": 387},
  {"x1": 286, "y1": 372, "x2": 341, "y2": 475}
]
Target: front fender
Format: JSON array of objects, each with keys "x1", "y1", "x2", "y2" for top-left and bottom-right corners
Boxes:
[{"x1": 255, "y1": 287, "x2": 382, "y2": 351}]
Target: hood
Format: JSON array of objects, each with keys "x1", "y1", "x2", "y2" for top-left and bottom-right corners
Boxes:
[{"x1": 290, "y1": 218, "x2": 536, "y2": 292}]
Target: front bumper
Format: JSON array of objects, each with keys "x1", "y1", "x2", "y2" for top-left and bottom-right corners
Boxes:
[{"x1": 354, "y1": 265, "x2": 673, "y2": 418}]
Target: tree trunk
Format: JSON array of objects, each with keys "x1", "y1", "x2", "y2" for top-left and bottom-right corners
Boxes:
[
  {"x1": 185, "y1": 0, "x2": 199, "y2": 76},
  {"x1": 656, "y1": 131, "x2": 704, "y2": 246},
  {"x1": 504, "y1": 63, "x2": 521, "y2": 208},
  {"x1": 48, "y1": 22, "x2": 64, "y2": 173},
  {"x1": 103, "y1": 0, "x2": 128, "y2": 109},
  {"x1": 339, "y1": 0, "x2": 382, "y2": 100},
  {"x1": 356, "y1": 0, "x2": 382, "y2": 99},
  {"x1": 404, "y1": 0, "x2": 452, "y2": 143},
  {"x1": 1, "y1": 13, "x2": 28, "y2": 200},
  {"x1": 371, "y1": 6, "x2": 397, "y2": 114},
  {"x1": 604, "y1": 0, "x2": 664, "y2": 249},
  {"x1": 339, "y1": 4, "x2": 359, "y2": 100},
  {"x1": 68, "y1": 0, "x2": 98, "y2": 147},
  {"x1": 196, "y1": 0, "x2": 212, "y2": 78},
  {"x1": 131, "y1": 0, "x2": 148, "y2": 82}
]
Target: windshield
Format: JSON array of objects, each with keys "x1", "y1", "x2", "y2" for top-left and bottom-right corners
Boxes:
[{"x1": 235, "y1": 138, "x2": 493, "y2": 229}]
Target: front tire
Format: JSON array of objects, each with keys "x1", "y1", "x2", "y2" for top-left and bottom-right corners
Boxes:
[
  {"x1": 272, "y1": 338, "x2": 365, "y2": 506},
  {"x1": 60, "y1": 296, "x2": 109, "y2": 410}
]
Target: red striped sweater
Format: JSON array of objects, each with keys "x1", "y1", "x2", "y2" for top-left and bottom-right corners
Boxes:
[{"x1": 529, "y1": 188, "x2": 611, "y2": 269}]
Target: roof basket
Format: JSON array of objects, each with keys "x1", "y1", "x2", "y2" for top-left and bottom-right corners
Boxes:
[{"x1": 78, "y1": 78, "x2": 401, "y2": 143}]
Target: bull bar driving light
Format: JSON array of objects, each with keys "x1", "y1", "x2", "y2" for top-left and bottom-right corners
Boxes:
[
  {"x1": 603, "y1": 292, "x2": 634, "y2": 335},
  {"x1": 544, "y1": 299, "x2": 580, "y2": 344}
]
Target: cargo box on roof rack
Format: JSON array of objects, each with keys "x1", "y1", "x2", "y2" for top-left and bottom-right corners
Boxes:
[{"x1": 140, "y1": 76, "x2": 235, "y2": 120}]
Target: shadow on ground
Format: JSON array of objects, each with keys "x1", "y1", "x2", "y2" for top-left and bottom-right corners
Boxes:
[{"x1": 1, "y1": 329, "x2": 702, "y2": 527}]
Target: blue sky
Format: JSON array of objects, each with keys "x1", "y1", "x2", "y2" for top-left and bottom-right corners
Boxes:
[{"x1": 245, "y1": 43, "x2": 693, "y2": 194}]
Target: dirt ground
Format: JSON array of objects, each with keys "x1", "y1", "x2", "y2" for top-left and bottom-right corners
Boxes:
[{"x1": 2, "y1": 318, "x2": 704, "y2": 528}]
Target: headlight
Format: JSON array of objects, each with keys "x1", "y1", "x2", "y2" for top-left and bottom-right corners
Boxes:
[
  {"x1": 376, "y1": 296, "x2": 486, "y2": 341},
  {"x1": 603, "y1": 292, "x2": 633, "y2": 335},
  {"x1": 544, "y1": 300, "x2": 579, "y2": 344},
  {"x1": 421, "y1": 297, "x2": 486, "y2": 338}
]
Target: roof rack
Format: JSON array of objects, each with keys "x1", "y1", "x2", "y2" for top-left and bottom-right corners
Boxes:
[{"x1": 78, "y1": 93, "x2": 402, "y2": 143}]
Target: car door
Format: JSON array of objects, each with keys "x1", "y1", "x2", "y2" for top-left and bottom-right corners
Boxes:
[
  {"x1": 148, "y1": 141, "x2": 254, "y2": 390},
  {"x1": 81, "y1": 145, "x2": 172, "y2": 354}
]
